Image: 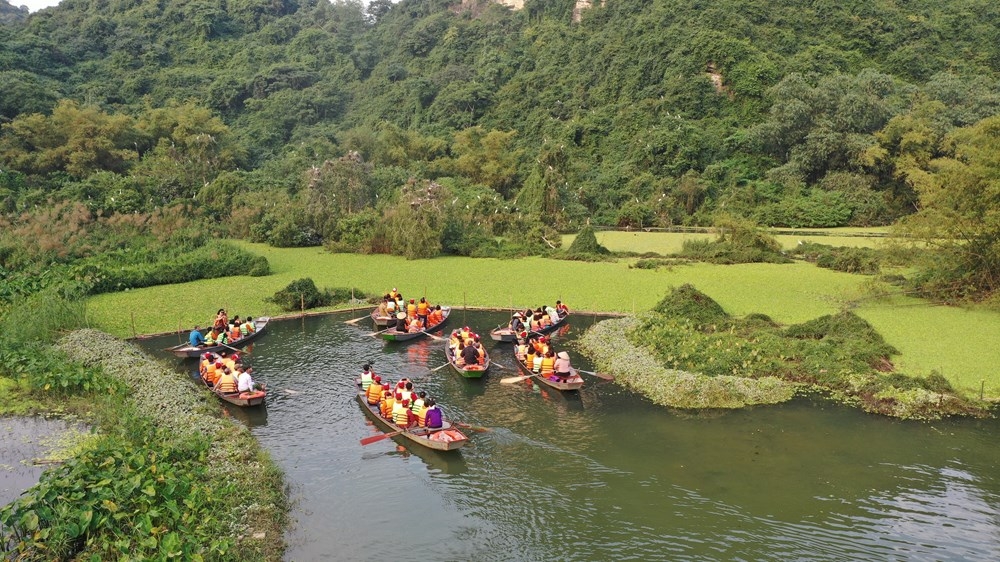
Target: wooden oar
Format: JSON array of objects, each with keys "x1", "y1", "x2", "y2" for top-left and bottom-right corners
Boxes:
[
  {"x1": 344, "y1": 314, "x2": 370, "y2": 325},
  {"x1": 577, "y1": 369, "x2": 615, "y2": 381},
  {"x1": 360, "y1": 429, "x2": 406, "y2": 446},
  {"x1": 492, "y1": 361, "x2": 513, "y2": 370},
  {"x1": 421, "y1": 330, "x2": 447, "y2": 342},
  {"x1": 220, "y1": 342, "x2": 250, "y2": 356},
  {"x1": 500, "y1": 373, "x2": 539, "y2": 384},
  {"x1": 366, "y1": 327, "x2": 394, "y2": 337},
  {"x1": 452, "y1": 421, "x2": 491, "y2": 433}
]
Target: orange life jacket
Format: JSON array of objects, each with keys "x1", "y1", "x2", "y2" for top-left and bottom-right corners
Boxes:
[
  {"x1": 216, "y1": 373, "x2": 237, "y2": 393},
  {"x1": 366, "y1": 383, "x2": 382, "y2": 405}
]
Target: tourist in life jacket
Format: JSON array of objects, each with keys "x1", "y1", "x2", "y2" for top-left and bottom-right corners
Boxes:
[
  {"x1": 556, "y1": 300, "x2": 569, "y2": 316},
  {"x1": 229, "y1": 321, "x2": 242, "y2": 342},
  {"x1": 199, "y1": 352, "x2": 213, "y2": 376},
  {"x1": 553, "y1": 351, "x2": 572, "y2": 382},
  {"x1": 540, "y1": 350, "x2": 555, "y2": 376},
  {"x1": 215, "y1": 368, "x2": 238, "y2": 393},
  {"x1": 407, "y1": 316, "x2": 423, "y2": 333},
  {"x1": 389, "y1": 287, "x2": 399, "y2": 300},
  {"x1": 381, "y1": 390, "x2": 396, "y2": 419},
  {"x1": 429, "y1": 305, "x2": 444, "y2": 324},
  {"x1": 515, "y1": 341, "x2": 529, "y2": 360},
  {"x1": 386, "y1": 297, "x2": 397, "y2": 316},
  {"x1": 406, "y1": 299, "x2": 417, "y2": 319},
  {"x1": 416, "y1": 297, "x2": 430, "y2": 326},
  {"x1": 240, "y1": 317, "x2": 254, "y2": 337},
  {"x1": 204, "y1": 361, "x2": 222, "y2": 385},
  {"x1": 411, "y1": 391, "x2": 426, "y2": 414},
  {"x1": 532, "y1": 350, "x2": 544, "y2": 373},
  {"x1": 360, "y1": 364, "x2": 376, "y2": 391},
  {"x1": 189, "y1": 326, "x2": 206, "y2": 347},
  {"x1": 366, "y1": 376, "x2": 383, "y2": 404},
  {"x1": 525, "y1": 347, "x2": 536, "y2": 369},
  {"x1": 423, "y1": 398, "x2": 443, "y2": 429},
  {"x1": 400, "y1": 381, "x2": 415, "y2": 404},
  {"x1": 236, "y1": 365, "x2": 255, "y2": 393},
  {"x1": 392, "y1": 398, "x2": 415, "y2": 428}
]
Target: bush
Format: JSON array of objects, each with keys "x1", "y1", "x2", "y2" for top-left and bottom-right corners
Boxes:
[
  {"x1": 789, "y1": 242, "x2": 881, "y2": 274},
  {"x1": 651, "y1": 284, "x2": 730, "y2": 327},
  {"x1": 267, "y1": 278, "x2": 367, "y2": 311},
  {"x1": 678, "y1": 216, "x2": 791, "y2": 264},
  {"x1": 566, "y1": 225, "x2": 609, "y2": 255}
]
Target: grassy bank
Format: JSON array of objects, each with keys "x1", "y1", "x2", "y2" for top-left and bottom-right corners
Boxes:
[
  {"x1": 84, "y1": 242, "x2": 1000, "y2": 401},
  {"x1": 561, "y1": 228, "x2": 891, "y2": 254},
  {"x1": 1, "y1": 331, "x2": 287, "y2": 560}
]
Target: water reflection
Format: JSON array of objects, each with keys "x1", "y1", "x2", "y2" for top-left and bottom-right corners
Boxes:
[{"x1": 138, "y1": 310, "x2": 1000, "y2": 561}]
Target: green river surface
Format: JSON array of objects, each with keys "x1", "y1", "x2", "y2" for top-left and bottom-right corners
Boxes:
[{"x1": 140, "y1": 310, "x2": 1000, "y2": 561}]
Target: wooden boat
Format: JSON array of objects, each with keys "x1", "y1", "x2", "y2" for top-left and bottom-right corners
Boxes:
[
  {"x1": 381, "y1": 307, "x2": 450, "y2": 342},
  {"x1": 355, "y1": 385, "x2": 468, "y2": 451},
  {"x1": 490, "y1": 312, "x2": 569, "y2": 342},
  {"x1": 371, "y1": 308, "x2": 393, "y2": 327},
  {"x1": 513, "y1": 346, "x2": 584, "y2": 391},
  {"x1": 165, "y1": 317, "x2": 270, "y2": 358},
  {"x1": 444, "y1": 337, "x2": 490, "y2": 379},
  {"x1": 203, "y1": 378, "x2": 267, "y2": 407}
]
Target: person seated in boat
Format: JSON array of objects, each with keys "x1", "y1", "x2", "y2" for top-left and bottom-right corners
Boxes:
[
  {"x1": 532, "y1": 350, "x2": 544, "y2": 373},
  {"x1": 540, "y1": 350, "x2": 555, "y2": 377},
  {"x1": 536, "y1": 307, "x2": 551, "y2": 328},
  {"x1": 389, "y1": 287, "x2": 399, "y2": 300},
  {"x1": 394, "y1": 312, "x2": 407, "y2": 332},
  {"x1": 228, "y1": 321, "x2": 242, "y2": 342},
  {"x1": 400, "y1": 381, "x2": 416, "y2": 404},
  {"x1": 449, "y1": 329, "x2": 461, "y2": 349},
  {"x1": 536, "y1": 336, "x2": 551, "y2": 357},
  {"x1": 189, "y1": 325, "x2": 206, "y2": 347},
  {"x1": 411, "y1": 391, "x2": 426, "y2": 415},
  {"x1": 231, "y1": 315, "x2": 241, "y2": 329},
  {"x1": 515, "y1": 341, "x2": 529, "y2": 360},
  {"x1": 376, "y1": 297, "x2": 389, "y2": 318},
  {"x1": 553, "y1": 351, "x2": 573, "y2": 382},
  {"x1": 461, "y1": 340, "x2": 480, "y2": 366},
  {"x1": 545, "y1": 304, "x2": 559, "y2": 324},
  {"x1": 407, "y1": 316, "x2": 424, "y2": 333},
  {"x1": 428, "y1": 305, "x2": 444, "y2": 325},
  {"x1": 360, "y1": 364, "x2": 376, "y2": 391},
  {"x1": 423, "y1": 398, "x2": 443, "y2": 429},
  {"x1": 199, "y1": 352, "x2": 213, "y2": 376},
  {"x1": 236, "y1": 364, "x2": 255, "y2": 394},
  {"x1": 472, "y1": 338, "x2": 486, "y2": 364},
  {"x1": 240, "y1": 317, "x2": 255, "y2": 337},
  {"x1": 386, "y1": 296, "x2": 397, "y2": 316},
  {"x1": 556, "y1": 300, "x2": 569, "y2": 316},
  {"x1": 391, "y1": 396, "x2": 411, "y2": 427},
  {"x1": 380, "y1": 389, "x2": 396, "y2": 419},
  {"x1": 406, "y1": 299, "x2": 417, "y2": 319},
  {"x1": 394, "y1": 294, "x2": 405, "y2": 311},
  {"x1": 366, "y1": 376, "x2": 384, "y2": 405},
  {"x1": 416, "y1": 297, "x2": 430, "y2": 326},
  {"x1": 509, "y1": 312, "x2": 525, "y2": 333},
  {"x1": 524, "y1": 347, "x2": 536, "y2": 370},
  {"x1": 215, "y1": 367, "x2": 238, "y2": 393},
  {"x1": 214, "y1": 309, "x2": 228, "y2": 330}
]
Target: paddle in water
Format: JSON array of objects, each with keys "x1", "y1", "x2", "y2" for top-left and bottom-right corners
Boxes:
[
  {"x1": 577, "y1": 369, "x2": 615, "y2": 381},
  {"x1": 360, "y1": 429, "x2": 406, "y2": 446},
  {"x1": 344, "y1": 314, "x2": 370, "y2": 325},
  {"x1": 500, "y1": 373, "x2": 540, "y2": 384}
]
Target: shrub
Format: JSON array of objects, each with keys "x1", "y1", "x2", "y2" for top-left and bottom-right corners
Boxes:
[
  {"x1": 566, "y1": 225, "x2": 609, "y2": 255},
  {"x1": 267, "y1": 278, "x2": 367, "y2": 311},
  {"x1": 789, "y1": 242, "x2": 882, "y2": 274}
]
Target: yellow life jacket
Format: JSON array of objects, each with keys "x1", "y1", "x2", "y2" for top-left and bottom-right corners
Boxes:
[
  {"x1": 541, "y1": 356, "x2": 555, "y2": 374},
  {"x1": 216, "y1": 373, "x2": 237, "y2": 393},
  {"x1": 366, "y1": 384, "x2": 382, "y2": 405},
  {"x1": 411, "y1": 398, "x2": 424, "y2": 414},
  {"x1": 416, "y1": 407, "x2": 428, "y2": 427},
  {"x1": 392, "y1": 402, "x2": 409, "y2": 426}
]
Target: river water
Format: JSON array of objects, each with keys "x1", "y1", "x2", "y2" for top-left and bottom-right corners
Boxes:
[{"x1": 140, "y1": 310, "x2": 1000, "y2": 561}]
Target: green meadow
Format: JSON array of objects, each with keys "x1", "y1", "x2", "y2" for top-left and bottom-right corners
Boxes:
[{"x1": 86, "y1": 240, "x2": 1000, "y2": 400}]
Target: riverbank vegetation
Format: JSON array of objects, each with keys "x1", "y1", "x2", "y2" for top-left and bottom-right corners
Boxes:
[
  {"x1": 0, "y1": 296, "x2": 287, "y2": 559},
  {"x1": 579, "y1": 285, "x2": 991, "y2": 419},
  {"x1": 2, "y1": 0, "x2": 1000, "y2": 304}
]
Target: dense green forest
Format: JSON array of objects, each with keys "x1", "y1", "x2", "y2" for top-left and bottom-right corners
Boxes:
[{"x1": 3, "y1": 0, "x2": 1000, "y2": 300}]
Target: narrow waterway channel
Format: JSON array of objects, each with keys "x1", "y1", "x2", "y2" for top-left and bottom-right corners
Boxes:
[{"x1": 140, "y1": 310, "x2": 1000, "y2": 561}]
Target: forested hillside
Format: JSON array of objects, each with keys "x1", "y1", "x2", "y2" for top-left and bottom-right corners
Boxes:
[{"x1": 3, "y1": 0, "x2": 1000, "y2": 297}]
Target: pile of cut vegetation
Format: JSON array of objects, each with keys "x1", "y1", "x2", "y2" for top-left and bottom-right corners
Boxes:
[{"x1": 580, "y1": 284, "x2": 990, "y2": 419}]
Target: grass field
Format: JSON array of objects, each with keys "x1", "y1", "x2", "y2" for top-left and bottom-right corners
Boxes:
[
  {"x1": 85, "y1": 240, "x2": 1000, "y2": 400},
  {"x1": 561, "y1": 229, "x2": 890, "y2": 254}
]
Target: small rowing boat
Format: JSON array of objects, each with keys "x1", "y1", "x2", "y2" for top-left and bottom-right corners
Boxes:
[
  {"x1": 444, "y1": 338, "x2": 490, "y2": 379},
  {"x1": 371, "y1": 308, "x2": 393, "y2": 327},
  {"x1": 490, "y1": 312, "x2": 569, "y2": 342},
  {"x1": 165, "y1": 317, "x2": 270, "y2": 358},
  {"x1": 514, "y1": 347, "x2": 584, "y2": 391},
  {"x1": 355, "y1": 384, "x2": 467, "y2": 451},
  {"x1": 203, "y1": 378, "x2": 267, "y2": 406},
  {"x1": 382, "y1": 307, "x2": 451, "y2": 342}
]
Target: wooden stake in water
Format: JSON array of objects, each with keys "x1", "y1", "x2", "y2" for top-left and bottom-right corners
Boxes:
[{"x1": 131, "y1": 311, "x2": 137, "y2": 339}]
